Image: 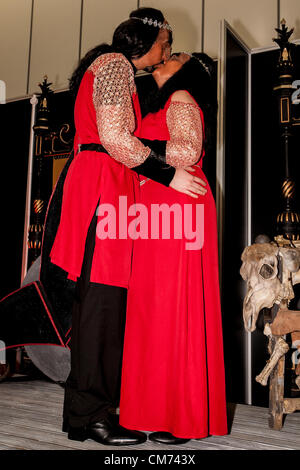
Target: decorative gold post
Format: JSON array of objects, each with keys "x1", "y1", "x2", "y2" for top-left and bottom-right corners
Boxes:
[
  {"x1": 273, "y1": 20, "x2": 300, "y2": 243},
  {"x1": 28, "y1": 77, "x2": 53, "y2": 266}
]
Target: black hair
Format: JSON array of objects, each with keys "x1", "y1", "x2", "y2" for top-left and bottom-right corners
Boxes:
[
  {"x1": 128, "y1": 7, "x2": 173, "y2": 53},
  {"x1": 69, "y1": 43, "x2": 112, "y2": 99},
  {"x1": 144, "y1": 53, "x2": 217, "y2": 158},
  {"x1": 69, "y1": 7, "x2": 170, "y2": 99}
]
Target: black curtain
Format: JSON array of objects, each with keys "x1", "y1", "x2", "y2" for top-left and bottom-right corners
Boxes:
[
  {"x1": 0, "y1": 91, "x2": 74, "y2": 301},
  {"x1": 251, "y1": 45, "x2": 300, "y2": 406},
  {"x1": 0, "y1": 99, "x2": 31, "y2": 300},
  {"x1": 221, "y1": 29, "x2": 249, "y2": 405}
]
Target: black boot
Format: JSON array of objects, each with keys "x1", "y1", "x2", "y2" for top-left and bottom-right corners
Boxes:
[
  {"x1": 62, "y1": 409, "x2": 118, "y2": 433},
  {"x1": 67, "y1": 417, "x2": 147, "y2": 446},
  {"x1": 149, "y1": 432, "x2": 190, "y2": 444}
]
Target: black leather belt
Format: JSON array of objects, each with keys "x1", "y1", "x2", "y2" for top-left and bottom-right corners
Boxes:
[
  {"x1": 78, "y1": 143, "x2": 109, "y2": 154},
  {"x1": 77, "y1": 141, "x2": 176, "y2": 187}
]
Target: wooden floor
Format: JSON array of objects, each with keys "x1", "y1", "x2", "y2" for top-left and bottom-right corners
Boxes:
[{"x1": 0, "y1": 378, "x2": 299, "y2": 450}]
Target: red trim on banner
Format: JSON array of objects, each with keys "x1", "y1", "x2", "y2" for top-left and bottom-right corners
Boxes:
[
  {"x1": 0, "y1": 283, "x2": 33, "y2": 302},
  {"x1": 0, "y1": 343, "x2": 68, "y2": 351},
  {"x1": 34, "y1": 282, "x2": 65, "y2": 346},
  {"x1": 65, "y1": 327, "x2": 72, "y2": 337}
]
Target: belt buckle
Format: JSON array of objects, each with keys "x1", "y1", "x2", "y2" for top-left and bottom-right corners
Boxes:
[{"x1": 78, "y1": 144, "x2": 81, "y2": 153}]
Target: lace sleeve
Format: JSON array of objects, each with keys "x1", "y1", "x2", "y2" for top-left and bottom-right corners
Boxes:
[
  {"x1": 165, "y1": 101, "x2": 203, "y2": 168},
  {"x1": 90, "y1": 54, "x2": 150, "y2": 168}
]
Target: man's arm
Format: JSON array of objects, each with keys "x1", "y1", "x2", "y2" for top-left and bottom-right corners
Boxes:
[{"x1": 91, "y1": 54, "x2": 174, "y2": 185}]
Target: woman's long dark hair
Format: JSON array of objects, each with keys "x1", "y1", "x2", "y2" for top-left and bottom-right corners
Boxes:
[
  {"x1": 69, "y1": 7, "x2": 168, "y2": 99},
  {"x1": 144, "y1": 53, "x2": 217, "y2": 159},
  {"x1": 69, "y1": 43, "x2": 112, "y2": 99}
]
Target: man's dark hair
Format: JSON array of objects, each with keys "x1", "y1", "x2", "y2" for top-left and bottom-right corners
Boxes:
[
  {"x1": 69, "y1": 7, "x2": 170, "y2": 98},
  {"x1": 113, "y1": 7, "x2": 172, "y2": 59}
]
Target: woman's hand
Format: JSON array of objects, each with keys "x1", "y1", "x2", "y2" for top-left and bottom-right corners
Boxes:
[{"x1": 169, "y1": 167, "x2": 207, "y2": 198}]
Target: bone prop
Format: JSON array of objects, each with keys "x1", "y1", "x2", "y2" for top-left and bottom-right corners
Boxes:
[
  {"x1": 256, "y1": 337, "x2": 289, "y2": 386},
  {"x1": 291, "y1": 330, "x2": 300, "y2": 345},
  {"x1": 291, "y1": 331, "x2": 300, "y2": 374},
  {"x1": 270, "y1": 309, "x2": 300, "y2": 336},
  {"x1": 283, "y1": 398, "x2": 300, "y2": 414},
  {"x1": 263, "y1": 323, "x2": 273, "y2": 355},
  {"x1": 263, "y1": 323, "x2": 273, "y2": 337}
]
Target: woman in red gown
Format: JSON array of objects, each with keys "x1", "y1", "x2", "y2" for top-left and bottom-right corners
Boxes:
[{"x1": 119, "y1": 53, "x2": 228, "y2": 442}]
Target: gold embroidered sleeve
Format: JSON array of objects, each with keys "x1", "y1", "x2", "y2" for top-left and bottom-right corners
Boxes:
[
  {"x1": 166, "y1": 101, "x2": 203, "y2": 168},
  {"x1": 91, "y1": 54, "x2": 150, "y2": 168}
]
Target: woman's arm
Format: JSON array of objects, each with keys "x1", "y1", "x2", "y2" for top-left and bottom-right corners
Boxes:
[
  {"x1": 165, "y1": 90, "x2": 203, "y2": 168},
  {"x1": 91, "y1": 54, "x2": 150, "y2": 168}
]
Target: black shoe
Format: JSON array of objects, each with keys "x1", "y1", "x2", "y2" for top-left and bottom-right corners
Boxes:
[
  {"x1": 62, "y1": 410, "x2": 117, "y2": 433},
  {"x1": 61, "y1": 409, "x2": 119, "y2": 432},
  {"x1": 149, "y1": 432, "x2": 190, "y2": 444},
  {"x1": 68, "y1": 418, "x2": 147, "y2": 446}
]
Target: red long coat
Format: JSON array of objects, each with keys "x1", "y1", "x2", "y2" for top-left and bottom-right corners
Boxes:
[{"x1": 50, "y1": 53, "x2": 148, "y2": 287}]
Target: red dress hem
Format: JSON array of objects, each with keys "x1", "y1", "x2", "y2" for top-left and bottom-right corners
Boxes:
[{"x1": 119, "y1": 92, "x2": 228, "y2": 438}]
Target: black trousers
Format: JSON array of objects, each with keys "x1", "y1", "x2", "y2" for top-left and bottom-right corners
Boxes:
[{"x1": 63, "y1": 212, "x2": 127, "y2": 427}]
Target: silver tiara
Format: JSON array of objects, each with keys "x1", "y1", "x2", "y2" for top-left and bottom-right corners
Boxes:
[
  {"x1": 191, "y1": 54, "x2": 211, "y2": 76},
  {"x1": 131, "y1": 17, "x2": 172, "y2": 31}
]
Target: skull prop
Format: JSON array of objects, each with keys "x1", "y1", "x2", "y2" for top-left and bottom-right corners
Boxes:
[{"x1": 240, "y1": 243, "x2": 300, "y2": 332}]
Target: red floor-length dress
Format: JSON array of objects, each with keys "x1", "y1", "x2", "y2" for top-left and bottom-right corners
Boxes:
[
  {"x1": 50, "y1": 53, "x2": 148, "y2": 288},
  {"x1": 119, "y1": 92, "x2": 228, "y2": 439}
]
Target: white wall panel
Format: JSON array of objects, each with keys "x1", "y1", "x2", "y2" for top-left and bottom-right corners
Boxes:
[
  {"x1": 3, "y1": 0, "x2": 295, "y2": 100},
  {"x1": 81, "y1": 0, "x2": 138, "y2": 57},
  {"x1": 29, "y1": 0, "x2": 82, "y2": 94},
  {"x1": 204, "y1": 0, "x2": 278, "y2": 58},
  {"x1": 280, "y1": 0, "x2": 300, "y2": 40},
  {"x1": 0, "y1": 0, "x2": 32, "y2": 100},
  {"x1": 140, "y1": 0, "x2": 203, "y2": 53}
]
